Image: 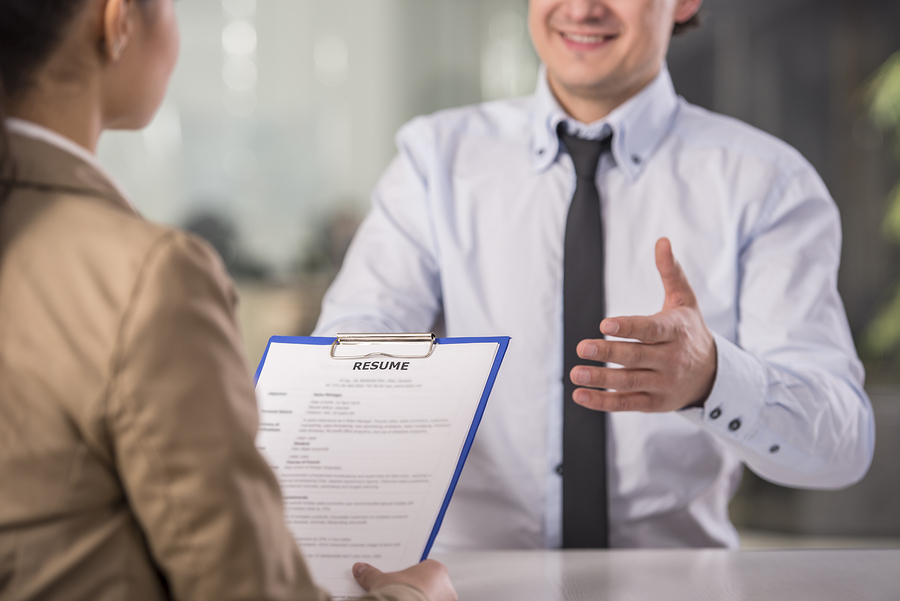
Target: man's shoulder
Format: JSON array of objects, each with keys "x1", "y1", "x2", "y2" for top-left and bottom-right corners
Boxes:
[
  {"x1": 396, "y1": 96, "x2": 535, "y2": 149},
  {"x1": 672, "y1": 100, "x2": 814, "y2": 178}
]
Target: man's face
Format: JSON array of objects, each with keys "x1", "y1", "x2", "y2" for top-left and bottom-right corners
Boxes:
[{"x1": 529, "y1": 0, "x2": 695, "y2": 107}]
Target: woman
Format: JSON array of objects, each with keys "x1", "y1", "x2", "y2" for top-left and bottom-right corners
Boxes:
[{"x1": 0, "y1": 1, "x2": 455, "y2": 600}]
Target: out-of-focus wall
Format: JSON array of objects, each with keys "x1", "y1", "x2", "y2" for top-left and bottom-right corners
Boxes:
[{"x1": 98, "y1": 0, "x2": 537, "y2": 281}]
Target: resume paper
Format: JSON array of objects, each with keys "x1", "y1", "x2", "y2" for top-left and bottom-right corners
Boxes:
[{"x1": 254, "y1": 337, "x2": 507, "y2": 599}]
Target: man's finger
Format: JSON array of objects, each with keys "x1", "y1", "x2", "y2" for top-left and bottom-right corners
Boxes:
[
  {"x1": 656, "y1": 237, "x2": 697, "y2": 310},
  {"x1": 572, "y1": 388, "x2": 656, "y2": 412},
  {"x1": 570, "y1": 366, "x2": 655, "y2": 392},
  {"x1": 600, "y1": 314, "x2": 676, "y2": 343},
  {"x1": 577, "y1": 338, "x2": 659, "y2": 368},
  {"x1": 353, "y1": 563, "x2": 384, "y2": 591}
]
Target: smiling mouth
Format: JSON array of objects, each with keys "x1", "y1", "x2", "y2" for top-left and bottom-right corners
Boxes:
[{"x1": 560, "y1": 31, "x2": 616, "y2": 45}]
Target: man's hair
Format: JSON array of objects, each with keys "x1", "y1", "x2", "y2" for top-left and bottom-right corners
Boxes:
[{"x1": 673, "y1": 12, "x2": 702, "y2": 36}]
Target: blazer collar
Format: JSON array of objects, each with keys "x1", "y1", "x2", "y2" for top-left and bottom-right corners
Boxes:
[
  {"x1": 5, "y1": 123, "x2": 138, "y2": 217},
  {"x1": 530, "y1": 64, "x2": 680, "y2": 182}
]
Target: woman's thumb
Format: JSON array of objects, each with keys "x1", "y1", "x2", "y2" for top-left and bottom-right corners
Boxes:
[{"x1": 353, "y1": 563, "x2": 383, "y2": 591}]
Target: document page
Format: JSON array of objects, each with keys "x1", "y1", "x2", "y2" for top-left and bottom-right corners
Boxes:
[{"x1": 254, "y1": 339, "x2": 502, "y2": 599}]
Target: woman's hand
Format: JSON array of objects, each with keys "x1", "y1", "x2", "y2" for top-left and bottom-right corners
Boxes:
[{"x1": 353, "y1": 559, "x2": 457, "y2": 601}]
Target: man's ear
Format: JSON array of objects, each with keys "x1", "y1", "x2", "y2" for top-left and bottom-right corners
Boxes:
[
  {"x1": 101, "y1": 0, "x2": 134, "y2": 61},
  {"x1": 674, "y1": 0, "x2": 702, "y2": 24}
]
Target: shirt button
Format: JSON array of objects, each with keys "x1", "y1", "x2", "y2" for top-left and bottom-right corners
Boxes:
[
  {"x1": 709, "y1": 408, "x2": 722, "y2": 420},
  {"x1": 631, "y1": 155, "x2": 641, "y2": 164},
  {"x1": 555, "y1": 464, "x2": 564, "y2": 476},
  {"x1": 729, "y1": 419, "x2": 742, "y2": 431},
  {"x1": 537, "y1": 148, "x2": 545, "y2": 155},
  {"x1": 769, "y1": 445, "x2": 780, "y2": 454}
]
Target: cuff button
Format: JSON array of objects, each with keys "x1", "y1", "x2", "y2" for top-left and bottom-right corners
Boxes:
[
  {"x1": 769, "y1": 445, "x2": 780, "y2": 454},
  {"x1": 555, "y1": 464, "x2": 564, "y2": 476},
  {"x1": 709, "y1": 408, "x2": 722, "y2": 420},
  {"x1": 728, "y1": 418, "x2": 741, "y2": 431}
]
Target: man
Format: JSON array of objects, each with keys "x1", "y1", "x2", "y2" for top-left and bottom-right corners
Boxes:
[{"x1": 314, "y1": 0, "x2": 875, "y2": 550}]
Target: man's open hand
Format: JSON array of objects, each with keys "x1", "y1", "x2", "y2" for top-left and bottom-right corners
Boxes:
[{"x1": 569, "y1": 238, "x2": 717, "y2": 413}]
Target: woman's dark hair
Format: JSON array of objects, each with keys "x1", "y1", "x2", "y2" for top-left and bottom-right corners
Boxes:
[
  {"x1": 0, "y1": 69, "x2": 12, "y2": 201},
  {"x1": 0, "y1": 0, "x2": 91, "y2": 201}
]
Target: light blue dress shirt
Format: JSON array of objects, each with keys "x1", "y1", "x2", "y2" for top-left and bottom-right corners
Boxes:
[{"x1": 315, "y1": 67, "x2": 875, "y2": 549}]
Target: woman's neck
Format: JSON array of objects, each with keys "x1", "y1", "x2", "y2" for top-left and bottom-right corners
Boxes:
[{"x1": 8, "y1": 79, "x2": 103, "y2": 153}]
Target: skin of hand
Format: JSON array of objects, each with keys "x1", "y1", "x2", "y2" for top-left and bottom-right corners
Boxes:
[
  {"x1": 353, "y1": 559, "x2": 458, "y2": 601},
  {"x1": 569, "y1": 237, "x2": 717, "y2": 412}
]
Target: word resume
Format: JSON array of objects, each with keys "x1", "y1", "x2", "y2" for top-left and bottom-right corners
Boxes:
[{"x1": 254, "y1": 337, "x2": 507, "y2": 599}]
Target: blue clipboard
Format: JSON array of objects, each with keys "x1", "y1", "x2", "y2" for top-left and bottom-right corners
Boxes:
[{"x1": 254, "y1": 333, "x2": 510, "y2": 560}]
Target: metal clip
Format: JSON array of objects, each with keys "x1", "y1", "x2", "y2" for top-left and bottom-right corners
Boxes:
[{"x1": 330, "y1": 333, "x2": 437, "y2": 360}]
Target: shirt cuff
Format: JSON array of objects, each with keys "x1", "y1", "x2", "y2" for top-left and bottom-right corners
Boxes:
[{"x1": 679, "y1": 332, "x2": 768, "y2": 447}]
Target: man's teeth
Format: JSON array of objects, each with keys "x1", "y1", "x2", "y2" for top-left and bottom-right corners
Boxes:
[{"x1": 563, "y1": 32, "x2": 608, "y2": 43}]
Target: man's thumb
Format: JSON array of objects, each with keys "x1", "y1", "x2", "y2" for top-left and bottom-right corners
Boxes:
[
  {"x1": 655, "y1": 237, "x2": 696, "y2": 309},
  {"x1": 353, "y1": 563, "x2": 383, "y2": 591}
]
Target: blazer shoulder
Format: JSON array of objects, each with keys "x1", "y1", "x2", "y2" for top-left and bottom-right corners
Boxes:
[
  {"x1": 7, "y1": 187, "x2": 168, "y2": 253},
  {"x1": 4, "y1": 188, "x2": 231, "y2": 323},
  {"x1": 130, "y1": 227, "x2": 236, "y2": 312},
  {"x1": 27, "y1": 188, "x2": 224, "y2": 260}
]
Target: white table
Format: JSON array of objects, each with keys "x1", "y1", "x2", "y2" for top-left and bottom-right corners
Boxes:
[{"x1": 433, "y1": 549, "x2": 900, "y2": 601}]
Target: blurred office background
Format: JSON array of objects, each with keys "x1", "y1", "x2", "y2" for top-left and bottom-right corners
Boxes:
[{"x1": 97, "y1": 0, "x2": 900, "y2": 547}]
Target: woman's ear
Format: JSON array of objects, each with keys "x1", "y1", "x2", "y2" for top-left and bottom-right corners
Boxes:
[{"x1": 101, "y1": 0, "x2": 134, "y2": 61}]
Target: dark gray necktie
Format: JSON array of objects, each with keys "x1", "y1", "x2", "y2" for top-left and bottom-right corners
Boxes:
[{"x1": 559, "y1": 124, "x2": 611, "y2": 549}]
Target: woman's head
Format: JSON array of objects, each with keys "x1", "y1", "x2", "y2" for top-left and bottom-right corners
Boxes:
[
  {"x1": 0, "y1": 0, "x2": 179, "y2": 194},
  {"x1": 95, "y1": 0, "x2": 180, "y2": 129}
]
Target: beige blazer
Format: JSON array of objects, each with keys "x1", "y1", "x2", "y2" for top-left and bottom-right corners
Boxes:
[{"x1": 0, "y1": 133, "x2": 425, "y2": 601}]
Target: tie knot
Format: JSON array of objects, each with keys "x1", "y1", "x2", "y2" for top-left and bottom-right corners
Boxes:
[{"x1": 558, "y1": 125, "x2": 611, "y2": 180}]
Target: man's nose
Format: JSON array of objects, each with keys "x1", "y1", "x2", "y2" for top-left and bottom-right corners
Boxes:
[{"x1": 564, "y1": 0, "x2": 610, "y2": 21}]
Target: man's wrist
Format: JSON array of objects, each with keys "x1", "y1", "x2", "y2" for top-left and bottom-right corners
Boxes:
[{"x1": 682, "y1": 336, "x2": 718, "y2": 410}]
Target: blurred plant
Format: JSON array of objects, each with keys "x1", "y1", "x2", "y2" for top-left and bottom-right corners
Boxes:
[{"x1": 864, "y1": 51, "x2": 900, "y2": 360}]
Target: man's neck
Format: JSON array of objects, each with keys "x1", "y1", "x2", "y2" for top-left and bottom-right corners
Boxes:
[{"x1": 547, "y1": 66, "x2": 660, "y2": 124}]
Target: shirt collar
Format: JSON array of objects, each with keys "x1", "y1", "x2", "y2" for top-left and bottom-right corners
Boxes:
[
  {"x1": 4, "y1": 117, "x2": 138, "y2": 212},
  {"x1": 530, "y1": 64, "x2": 680, "y2": 181}
]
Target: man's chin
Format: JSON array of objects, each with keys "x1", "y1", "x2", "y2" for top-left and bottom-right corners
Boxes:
[{"x1": 547, "y1": 67, "x2": 621, "y2": 98}]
